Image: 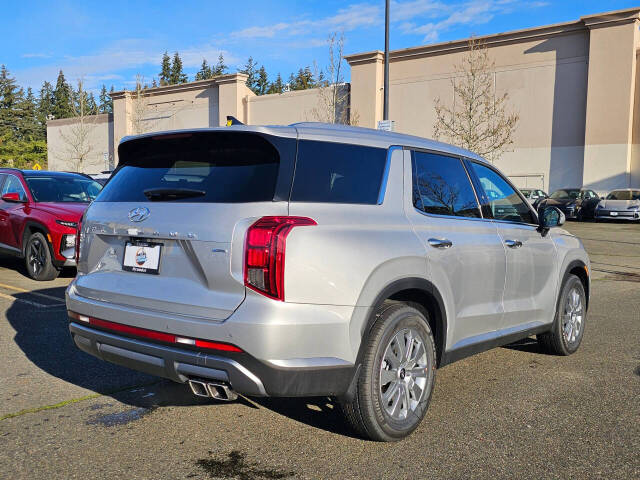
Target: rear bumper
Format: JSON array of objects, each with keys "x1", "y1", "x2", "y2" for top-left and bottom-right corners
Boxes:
[
  {"x1": 66, "y1": 282, "x2": 360, "y2": 397},
  {"x1": 594, "y1": 210, "x2": 640, "y2": 221},
  {"x1": 69, "y1": 321, "x2": 356, "y2": 397}
]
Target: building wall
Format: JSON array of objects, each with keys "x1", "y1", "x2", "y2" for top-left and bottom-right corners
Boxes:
[
  {"x1": 46, "y1": 114, "x2": 114, "y2": 174},
  {"x1": 247, "y1": 85, "x2": 349, "y2": 125},
  {"x1": 347, "y1": 8, "x2": 640, "y2": 193}
]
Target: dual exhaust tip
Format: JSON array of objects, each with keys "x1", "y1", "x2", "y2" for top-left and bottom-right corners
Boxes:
[{"x1": 188, "y1": 379, "x2": 238, "y2": 401}]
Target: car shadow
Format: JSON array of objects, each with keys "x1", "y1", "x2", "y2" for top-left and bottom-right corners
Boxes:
[
  {"x1": 0, "y1": 253, "x2": 76, "y2": 280},
  {"x1": 502, "y1": 337, "x2": 544, "y2": 354},
  {"x1": 6, "y1": 287, "x2": 209, "y2": 409},
  {"x1": 6, "y1": 286, "x2": 360, "y2": 438},
  {"x1": 249, "y1": 396, "x2": 360, "y2": 439}
]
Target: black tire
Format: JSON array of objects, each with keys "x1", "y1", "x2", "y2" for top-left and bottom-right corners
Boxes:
[
  {"x1": 24, "y1": 232, "x2": 59, "y2": 281},
  {"x1": 537, "y1": 274, "x2": 586, "y2": 355},
  {"x1": 340, "y1": 302, "x2": 436, "y2": 441}
]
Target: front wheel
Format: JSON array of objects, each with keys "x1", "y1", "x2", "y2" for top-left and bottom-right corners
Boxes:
[
  {"x1": 340, "y1": 303, "x2": 436, "y2": 441},
  {"x1": 537, "y1": 274, "x2": 586, "y2": 355},
  {"x1": 24, "y1": 232, "x2": 60, "y2": 281}
]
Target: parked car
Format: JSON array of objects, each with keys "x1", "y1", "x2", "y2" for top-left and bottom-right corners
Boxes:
[
  {"x1": 66, "y1": 124, "x2": 590, "y2": 441},
  {"x1": 89, "y1": 171, "x2": 113, "y2": 186},
  {"x1": 594, "y1": 188, "x2": 640, "y2": 222},
  {"x1": 520, "y1": 188, "x2": 548, "y2": 209},
  {"x1": 541, "y1": 188, "x2": 600, "y2": 220},
  {"x1": 0, "y1": 169, "x2": 102, "y2": 280}
]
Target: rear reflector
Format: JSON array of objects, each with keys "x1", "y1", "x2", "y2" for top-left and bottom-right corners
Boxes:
[{"x1": 68, "y1": 311, "x2": 243, "y2": 353}]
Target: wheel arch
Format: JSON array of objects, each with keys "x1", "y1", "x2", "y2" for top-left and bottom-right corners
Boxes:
[
  {"x1": 22, "y1": 220, "x2": 53, "y2": 257},
  {"x1": 564, "y1": 259, "x2": 590, "y2": 310},
  {"x1": 358, "y1": 277, "x2": 448, "y2": 369}
]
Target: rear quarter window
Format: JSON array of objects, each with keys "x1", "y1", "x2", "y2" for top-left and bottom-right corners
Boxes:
[{"x1": 290, "y1": 140, "x2": 388, "y2": 204}]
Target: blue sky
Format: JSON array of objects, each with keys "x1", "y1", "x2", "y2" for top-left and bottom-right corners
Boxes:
[{"x1": 2, "y1": 0, "x2": 638, "y2": 93}]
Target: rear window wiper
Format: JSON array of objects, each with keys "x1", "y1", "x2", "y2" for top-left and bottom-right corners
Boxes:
[{"x1": 143, "y1": 188, "x2": 206, "y2": 201}]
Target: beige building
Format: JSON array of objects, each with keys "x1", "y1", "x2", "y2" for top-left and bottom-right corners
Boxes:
[{"x1": 47, "y1": 7, "x2": 640, "y2": 193}]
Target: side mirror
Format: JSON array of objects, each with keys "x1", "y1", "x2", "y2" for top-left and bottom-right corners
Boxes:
[
  {"x1": 539, "y1": 206, "x2": 565, "y2": 230},
  {"x1": 1, "y1": 192, "x2": 26, "y2": 203}
]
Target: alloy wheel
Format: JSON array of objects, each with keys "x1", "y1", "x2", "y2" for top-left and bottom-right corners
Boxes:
[
  {"x1": 29, "y1": 239, "x2": 46, "y2": 276},
  {"x1": 379, "y1": 328, "x2": 429, "y2": 421},
  {"x1": 562, "y1": 286, "x2": 584, "y2": 345}
]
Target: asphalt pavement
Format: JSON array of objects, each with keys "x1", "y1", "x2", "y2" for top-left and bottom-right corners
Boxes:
[{"x1": 0, "y1": 221, "x2": 638, "y2": 479}]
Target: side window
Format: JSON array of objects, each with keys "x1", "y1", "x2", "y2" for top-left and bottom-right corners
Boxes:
[
  {"x1": 469, "y1": 162, "x2": 535, "y2": 224},
  {"x1": 1, "y1": 175, "x2": 27, "y2": 201},
  {"x1": 412, "y1": 151, "x2": 481, "y2": 218},
  {"x1": 0, "y1": 174, "x2": 6, "y2": 193},
  {"x1": 290, "y1": 140, "x2": 388, "y2": 204}
]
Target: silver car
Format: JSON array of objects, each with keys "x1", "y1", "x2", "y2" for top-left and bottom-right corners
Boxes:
[
  {"x1": 66, "y1": 123, "x2": 590, "y2": 441},
  {"x1": 594, "y1": 188, "x2": 640, "y2": 221}
]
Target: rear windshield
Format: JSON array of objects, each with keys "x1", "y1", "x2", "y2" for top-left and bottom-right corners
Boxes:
[
  {"x1": 96, "y1": 132, "x2": 281, "y2": 203},
  {"x1": 291, "y1": 140, "x2": 388, "y2": 204}
]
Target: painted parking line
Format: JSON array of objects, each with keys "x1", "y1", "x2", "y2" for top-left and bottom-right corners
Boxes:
[
  {"x1": 0, "y1": 281, "x2": 65, "y2": 303},
  {"x1": 0, "y1": 291, "x2": 65, "y2": 309}
]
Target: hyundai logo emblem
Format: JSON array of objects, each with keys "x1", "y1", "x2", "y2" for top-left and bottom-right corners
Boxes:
[{"x1": 128, "y1": 207, "x2": 150, "y2": 222}]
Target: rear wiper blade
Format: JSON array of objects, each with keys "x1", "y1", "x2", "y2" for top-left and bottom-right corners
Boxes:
[{"x1": 143, "y1": 188, "x2": 206, "y2": 201}]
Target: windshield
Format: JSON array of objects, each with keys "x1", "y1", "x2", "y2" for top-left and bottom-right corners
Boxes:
[
  {"x1": 25, "y1": 176, "x2": 102, "y2": 203},
  {"x1": 606, "y1": 190, "x2": 640, "y2": 201},
  {"x1": 550, "y1": 189, "x2": 580, "y2": 200}
]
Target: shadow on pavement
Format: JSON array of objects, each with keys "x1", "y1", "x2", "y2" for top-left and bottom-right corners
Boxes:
[
  {"x1": 0, "y1": 254, "x2": 76, "y2": 280},
  {"x1": 502, "y1": 337, "x2": 544, "y2": 354},
  {"x1": 6, "y1": 286, "x2": 206, "y2": 409}
]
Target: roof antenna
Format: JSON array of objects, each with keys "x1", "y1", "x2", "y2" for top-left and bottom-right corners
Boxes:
[{"x1": 226, "y1": 116, "x2": 244, "y2": 126}]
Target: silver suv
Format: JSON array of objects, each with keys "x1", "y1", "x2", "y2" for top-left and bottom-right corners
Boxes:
[{"x1": 67, "y1": 123, "x2": 590, "y2": 441}]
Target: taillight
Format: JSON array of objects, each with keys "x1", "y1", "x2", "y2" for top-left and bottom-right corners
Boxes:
[
  {"x1": 244, "y1": 216, "x2": 316, "y2": 301},
  {"x1": 75, "y1": 216, "x2": 83, "y2": 262}
]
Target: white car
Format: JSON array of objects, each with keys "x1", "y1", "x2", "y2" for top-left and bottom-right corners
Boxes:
[{"x1": 594, "y1": 189, "x2": 640, "y2": 222}]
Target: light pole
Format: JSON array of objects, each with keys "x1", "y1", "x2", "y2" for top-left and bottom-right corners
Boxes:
[{"x1": 383, "y1": 0, "x2": 390, "y2": 121}]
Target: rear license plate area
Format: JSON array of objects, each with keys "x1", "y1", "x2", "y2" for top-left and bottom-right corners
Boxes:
[{"x1": 123, "y1": 240, "x2": 163, "y2": 274}]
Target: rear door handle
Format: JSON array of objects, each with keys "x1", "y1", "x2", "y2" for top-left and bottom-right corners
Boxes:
[
  {"x1": 428, "y1": 238, "x2": 453, "y2": 249},
  {"x1": 504, "y1": 239, "x2": 523, "y2": 249}
]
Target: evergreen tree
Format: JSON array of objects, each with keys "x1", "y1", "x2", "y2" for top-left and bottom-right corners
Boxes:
[
  {"x1": 195, "y1": 59, "x2": 212, "y2": 81},
  {"x1": 98, "y1": 84, "x2": 112, "y2": 113},
  {"x1": 37, "y1": 81, "x2": 54, "y2": 137},
  {"x1": 17, "y1": 87, "x2": 39, "y2": 140},
  {"x1": 170, "y1": 52, "x2": 188, "y2": 84},
  {"x1": 0, "y1": 65, "x2": 20, "y2": 137},
  {"x1": 290, "y1": 67, "x2": 316, "y2": 91},
  {"x1": 151, "y1": 78, "x2": 158, "y2": 88},
  {"x1": 255, "y1": 66, "x2": 269, "y2": 96},
  {"x1": 86, "y1": 92, "x2": 98, "y2": 115},
  {"x1": 212, "y1": 53, "x2": 227, "y2": 76},
  {"x1": 240, "y1": 57, "x2": 259, "y2": 94},
  {"x1": 159, "y1": 51, "x2": 171, "y2": 86},
  {"x1": 52, "y1": 70, "x2": 73, "y2": 119},
  {"x1": 267, "y1": 73, "x2": 284, "y2": 94}
]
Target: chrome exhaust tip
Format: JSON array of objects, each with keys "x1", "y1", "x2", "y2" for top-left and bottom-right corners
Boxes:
[
  {"x1": 188, "y1": 379, "x2": 210, "y2": 398},
  {"x1": 207, "y1": 382, "x2": 238, "y2": 402}
]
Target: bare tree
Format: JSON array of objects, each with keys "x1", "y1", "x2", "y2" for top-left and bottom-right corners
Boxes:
[
  {"x1": 58, "y1": 78, "x2": 96, "y2": 172},
  {"x1": 311, "y1": 33, "x2": 359, "y2": 125},
  {"x1": 129, "y1": 74, "x2": 151, "y2": 135},
  {"x1": 433, "y1": 39, "x2": 519, "y2": 163}
]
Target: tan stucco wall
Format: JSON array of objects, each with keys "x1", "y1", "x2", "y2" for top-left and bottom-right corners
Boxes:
[
  {"x1": 347, "y1": 8, "x2": 640, "y2": 193},
  {"x1": 247, "y1": 85, "x2": 349, "y2": 125},
  {"x1": 46, "y1": 114, "x2": 113, "y2": 174},
  {"x1": 582, "y1": 12, "x2": 640, "y2": 191}
]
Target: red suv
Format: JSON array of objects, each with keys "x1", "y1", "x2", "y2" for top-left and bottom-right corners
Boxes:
[{"x1": 0, "y1": 169, "x2": 102, "y2": 280}]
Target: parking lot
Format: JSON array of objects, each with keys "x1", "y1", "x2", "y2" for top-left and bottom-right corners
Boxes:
[{"x1": 0, "y1": 221, "x2": 638, "y2": 480}]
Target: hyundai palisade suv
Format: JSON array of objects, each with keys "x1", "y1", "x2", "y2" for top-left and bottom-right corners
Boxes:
[
  {"x1": 0, "y1": 169, "x2": 102, "y2": 280},
  {"x1": 66, "y1": 124, "x2": 590, "y2": 441}
]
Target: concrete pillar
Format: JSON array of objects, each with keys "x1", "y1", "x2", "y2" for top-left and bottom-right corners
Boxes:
[
  {"x1": 216, "y1": 73, "x2": 253, "y2": 125},
  {"x1": 345, "y1": 51, "x2": 384, "y2": 128},
  {"x1": 110, "y1": 90, "x2": 131, "y2": 165},
  {"x1": 582, "y1": 9, "x2": 640, "y2": 191}
]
